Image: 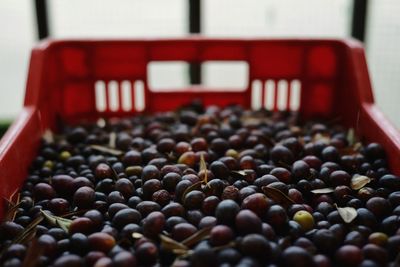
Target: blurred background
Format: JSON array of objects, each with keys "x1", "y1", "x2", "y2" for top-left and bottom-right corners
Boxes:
[{"x1": 0, "y1": 0, "x2": 399, "y2": 134}]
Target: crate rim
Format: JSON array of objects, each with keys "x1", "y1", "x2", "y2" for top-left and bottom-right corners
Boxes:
[{"x1": 33, "y1": 36, "x2": 364, "y2": 50}]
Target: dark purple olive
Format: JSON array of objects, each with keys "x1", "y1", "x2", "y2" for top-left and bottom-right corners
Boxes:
[
  {"x1": 235, "y1": 209, "x2": 262, "y2": 235},
  {"x1": 73, "y1": 186, "x2": 95, "y2": 209},
  {"x1": 172, "y1": 223, "x2": 197, "y2": 241},
  {"x1": 215, "y1": 200, "x2": 240, "y2": 226}
]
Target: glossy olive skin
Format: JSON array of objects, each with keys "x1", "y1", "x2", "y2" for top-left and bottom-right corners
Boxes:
[{"x1": 2, "y1": 102, "x2": 399, "y2": 267}]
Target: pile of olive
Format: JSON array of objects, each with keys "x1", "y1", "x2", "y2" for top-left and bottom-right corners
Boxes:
[{"x1": 1, "y1": 101, "x2": 400, "y2": 267}]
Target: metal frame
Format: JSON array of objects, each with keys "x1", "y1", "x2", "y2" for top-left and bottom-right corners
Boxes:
[
  {"x1": 351, "y1": 0, "x2": 369, "y2": 42},
  {"x1": 34, "y1": 0, "x2": 49, "y2": 40},
  {"x1": 188, "y1": 0, "x2": 201, "y2": 84}
]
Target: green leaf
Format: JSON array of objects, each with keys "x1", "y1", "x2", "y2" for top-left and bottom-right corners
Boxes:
[{"x1": 40, "y1": 210, "x2": 72, "y2": 233}]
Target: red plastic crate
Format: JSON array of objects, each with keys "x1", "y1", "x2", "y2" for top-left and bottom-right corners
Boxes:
[{"x1": 1, "y1": 38, "x2": 400, "y2": 218}]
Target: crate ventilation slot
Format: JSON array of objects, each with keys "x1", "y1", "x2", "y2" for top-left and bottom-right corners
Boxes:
[
  {"x1": 251, "y1": 79, "x2": 301, "y2": 111},
  {"x1": 95, "y1": 80, "x2": 145, "y2": 112}
]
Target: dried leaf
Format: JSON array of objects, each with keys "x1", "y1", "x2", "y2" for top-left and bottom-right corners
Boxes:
[
  {"x1": 230, "y1": 169, "x2": 253, "y2": 179},
  {"x1": 312, "y1": 133, "x2": 331, "y2": 144},
  {"x1": 172, "y1": 248, "x2": 192, "y2": 256},
  {"x1": 160, "y1": 234, "x2": 188, "y2": 251},
  {"x1": 212, "y1": 241, "x2": 236, "y2": 252},
  {"x1": 335, "y1": 204, "x2": 357, "y2": 223},
  {"x1": 8, "y1": 188, "x2": 20, "y2": 204},
  {"x1": 110, "y1": 165, "x2": 120, "y2": 180},
  {"x1": 97, "y1": 118, "x2": 106, "y2": 128},
  {"x1": 12, "y1": 215, "x2": 43, "y2": 244},
  {"x1": 181, "y1": 181, "x2": 203, "y2": 203},
  {"x1": 351, "y1": 175, "x2": 371, "y2": 190},
  {"x1": 340, "y1": 142, "x2": 363, "y2": 156},
  {"x1": 353, "y1": 142, "x2": 362, "y2": 151},
  {"x1": 109, "y1": 132, "x2": 117, "y2": 148},
  {"x1": 182, "y1": 227, "x2": 212, "y2": 248},
  {"x1": 199, "y1": 154, "x2": 208, "y2": 184},
  {"x1": 42, "y1": 129, "x2": 54, "y2": 144},
  {"x1": 311, "y1": 188, "x2": 334, "y2": 194},
  {"x1": 22, "y1": 238, "x2": 44, "y2": 267},
  {"x1": 262, "y1": 186, "x2": 295, "y2": 208},
  {"x1": 40, "y1": 210, "x2": 72, "y2": 233},
  {"x1": 90, "y1": 145, "x2": 123, "y2": 156},
  {"x1": 4, "y1": 201, "x2": 22, "y2": 222},
  {"x1": 0, "y1": 215, "x2": 42, "y2": 258},
  {"x1": 290, "y1": 126, "x2": 302, "y2": 135},
  {"x1": 241, "y1": 116, "x2": 272, "y2": 127},
  {"x1": 132, "y1": 232, "x2": 144, "y2": 239},
  {"x1": 347, "y1": 128, "x2": 355, "y2": 146}
]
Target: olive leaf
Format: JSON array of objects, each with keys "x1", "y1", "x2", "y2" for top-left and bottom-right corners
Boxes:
[
  {"x1": 339, "y1": 141, "x2": 363, "y2": 156},
  {"x1": 109, "y1": 132, "x2": 117, "y2": 149},
  {"x1": 311, "y1": 188, "x2": 334, "y2": 194},
  {"x1": 351, "y1": 175, "x2": 371, "y2": 190},
  {"x1": 262, "y1": 186, "x2": 295, "y2": 208},
  {"x1": 199, "y1": 154, "x2": 208, "y2": 184},
  {"x1": 42, "y1": 129, "x2": 54, "y2": 144},
  {"x1": 3, "y1": 191, "x2": 21, "y2": 222},
  {"x1": 40, "y1": 210, "x2": 72, "y2": 233},
  {"x1": 181, "y1": 181, "x2": 203, "y2": 203},
  {"x1": 4, "y1": 201, "x2": 22, "y2": 222},
  {"x1": 60, "y1": 209, "x2": 88, "y2": 218},
  {"x1": 90, "y1": 145, "x2": 123, "y2": 156},
  {"x1": 0, "y1": 215, "x2": 42, "y2": 260},
  {"x1": 230, "y1": 169, "x2": 254, "y2": 180},
  {"x1": 212, "y1": 241, "x2": 236, "y2": 252},
  {"x1": 160, "y1": 234, "x2": 188, "y2": 251},
  {"x1": 132, "y1": 232, "x2": 144, "y2": 239},
  {"x1": 312, "y1": 133, "x2": 331, "y2": 144},
  {"x1": 182, "y1": 227, "x2": 212, "y2": 248},
  {"x1": 335, "y1": 204, "x2": 357, "y2": 223},
  {"x1": 13, "y1": 215, "x2": 44, "y2": 244},
  {"x1": 347, "y1": 128, "x2": 355, "y2": 146},
  {"x1": 110, "y1": 165, "x2": 120, "y2": 180}
]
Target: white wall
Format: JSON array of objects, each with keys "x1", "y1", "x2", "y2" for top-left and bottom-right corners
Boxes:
[
  {"x1": 0, "y1": 1, "x2": 35, "y2": 119},
  {"x1": 366, "y1": 0, "x2": 400, "y2": 129},
  {"x1": 0, "y1": 0, "x2": 398, "y2": 129}
]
